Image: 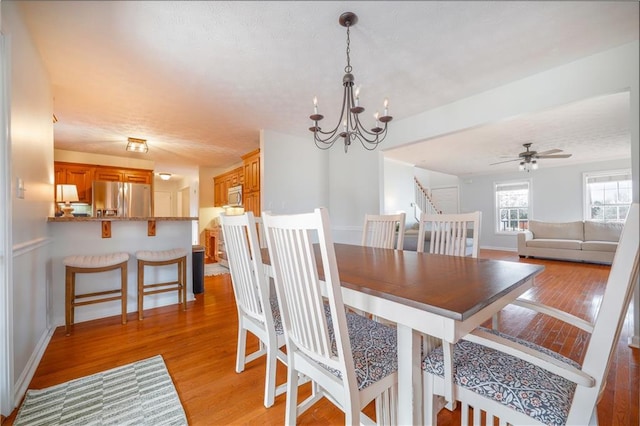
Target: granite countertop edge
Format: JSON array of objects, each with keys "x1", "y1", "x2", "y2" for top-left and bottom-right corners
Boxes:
[{"x1": 47, "y1": 217, "x2": 199, "y2": 222}]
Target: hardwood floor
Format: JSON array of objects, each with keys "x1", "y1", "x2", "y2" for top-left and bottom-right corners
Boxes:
[{"x1": 3, "y1": 250, "x2": 638, "y2": 425}]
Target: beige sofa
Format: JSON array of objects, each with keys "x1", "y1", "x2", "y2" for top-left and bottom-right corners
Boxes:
[{"x1": 517, "y1": 220, "x2": 623, "y2": 264}]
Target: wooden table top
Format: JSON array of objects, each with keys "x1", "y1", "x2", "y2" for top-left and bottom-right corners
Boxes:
[{"x1": 264, "y1": 243, "x2": 544, "y2": 321}]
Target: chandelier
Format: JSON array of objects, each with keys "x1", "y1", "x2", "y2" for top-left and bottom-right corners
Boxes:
[{"x1": 309, "y1": 12, "x2": 392, "y2": 153}]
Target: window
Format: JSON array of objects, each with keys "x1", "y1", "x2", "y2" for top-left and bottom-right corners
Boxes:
[
  {"x1": 584, "y1": 170, "x2": 632, "y2": 223},
  {"x1": 495, "y1": 180, "x2": 530, "y2": 233}
]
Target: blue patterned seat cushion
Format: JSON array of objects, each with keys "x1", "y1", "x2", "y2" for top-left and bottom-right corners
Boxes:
[
  {"x1": 324, "y1": 305, "x2": 398, "y2": 390},
  {"x1": 268, "y1": 295, "x2": 284, "y2": 335},
  {"x1": 422, "y1": 327, "x2": 581, "y2": 425}
]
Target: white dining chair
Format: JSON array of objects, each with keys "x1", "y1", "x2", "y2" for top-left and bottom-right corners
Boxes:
[
  {"x1": 362, "y1": 212, "x2": 406, "y2": 250},
  {"x1": 422, "y1": 203, "x2": 639, "y2": 425},
  {"x1": 263, "y1": 208, "x2": 398, "y2": 425},
  {"x1": 254, "y1": 215, "x2": 267, "y2": 249},
  {"x1": 417, "y1": 211, "x2": 481, "y2": 257},
  {"x1": 220, "y1": 212, "x2": 286, "y2": 408}
]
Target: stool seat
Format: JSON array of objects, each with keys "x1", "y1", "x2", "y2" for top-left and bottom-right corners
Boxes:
[
  {"x1": 135, "y1": 248, "x2": 188, "y2": 262},
  {"x1": 64, "y1": 252, "x2": 130, "y2": 268},
  {"x1": 64, "y1": 252, "x2": 129, "y2": 335}
]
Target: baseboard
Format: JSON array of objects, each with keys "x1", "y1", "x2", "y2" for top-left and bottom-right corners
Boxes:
[
  {"x1": 628, "y1": 335, "x2": 640, "y2": 348},
  {"x1": 13, "y1": 325, "x2": 54, "y2": 408},
  {"x1": 480, "y1": 246, "x2": 517, "y2": 252}
]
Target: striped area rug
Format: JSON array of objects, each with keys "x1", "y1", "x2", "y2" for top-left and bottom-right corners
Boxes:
[
  {"x1": 14, "y1": 355, "x2": 187, "y2": 426},
  {"x1": 204, "y1": 263, "x2": 229, "y2": 276}
]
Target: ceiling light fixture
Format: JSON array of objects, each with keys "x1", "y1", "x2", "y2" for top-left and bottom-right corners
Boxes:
[
  {"x1": 309, "y1": 12, "x2": 393, "y2": 153},
  {"x1": 159, "y1": 173, "x2": 172, "y2": 181},
  {"x1": 519, "y1": 158, "x2": 539, "y2": 172},
  {"x1": 126, "y1": 137, "x2": 148, "y2": 153}
]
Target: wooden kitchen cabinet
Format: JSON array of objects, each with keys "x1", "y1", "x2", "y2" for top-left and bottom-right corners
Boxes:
[
  {"x1": 54, "y1": 162, "x2": 94, "y2": 203},
  {"x1": 213, "y1": 166, "x2": 243, "y2": 207},
  {"x1": 242, "y1": 149, "x2": 260, "y2": 217},
  {"x1": 123, "y1": 170, "x2": 152, "y2": 184},
  {"x1": 242, "y1": 149, "x2": 260, "y2": 193},
  {"x1": 54, "y1": 162, "x2": 154, "y2": 206},
  {"x1": 94, "y1": 168, "x2": 123, "y2": 182},
  {"x1": 95, "y1": 167, "x2": 153, "y2": 184}
]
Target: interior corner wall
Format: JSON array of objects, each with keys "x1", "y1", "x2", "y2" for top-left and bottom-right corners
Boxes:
[
  {"x1": 260, "y1": 129, "x2": 329, "y2": 215},
  {"x1": 2, "y1": 1, "x2": 55, "y2": 413},
  {"x1": 383, "y1": 158, "x2": 416, "y2": 227}
]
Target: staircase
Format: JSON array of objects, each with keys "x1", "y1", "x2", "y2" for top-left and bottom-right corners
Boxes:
[{"x1": 414, "y1": 177, "x2": 441, "y2": 220}]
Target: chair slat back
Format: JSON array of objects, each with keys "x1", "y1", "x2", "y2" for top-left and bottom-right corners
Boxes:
[
  {"x1": 362, "y1": 212, "x2": 406, "y2": 250},
  {"x1": 263, "y1": 208, "x2": 354, "y2": 375},
  {"x1": 221, "y1": 212, "x2": 269, "y2": 324},
  {"x1": 417, "y1": 211, "x2": 481, "y2": 257},
  {"x1": 254, "y1": 216, "x2": 267, "y2": 249},
  {"x1": 568, "y1": 203, "x2": 639, "y2": 420}
]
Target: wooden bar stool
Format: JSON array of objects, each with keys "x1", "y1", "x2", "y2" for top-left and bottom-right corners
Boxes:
[
  {"x1": 136, "y1": 248, "x2": 188, "y2": 320},
  {"x1": 64, "y1": 252, "x2": 130, "y2": 335}
]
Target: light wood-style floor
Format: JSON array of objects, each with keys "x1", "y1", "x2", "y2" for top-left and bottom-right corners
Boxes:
[{"x1": 3, "y1": 250, "x2": 638, "y2": 425}]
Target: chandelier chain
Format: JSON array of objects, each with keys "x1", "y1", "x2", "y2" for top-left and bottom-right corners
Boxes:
[{"x1": 345, "y1": 24, "x2": 352, "y2": 74}]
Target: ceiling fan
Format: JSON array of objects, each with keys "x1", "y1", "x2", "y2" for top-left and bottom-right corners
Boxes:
[{"x1": 490, "y1": 142, "x2": 572, "y2": 170}]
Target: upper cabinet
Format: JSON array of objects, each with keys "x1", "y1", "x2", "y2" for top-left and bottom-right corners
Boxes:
[
  {"x1": 54, "y1": 162, "x2": 94, "y2": 203},
  {"x1": 242, "y1": 149, "x2": 260, "y2": 217},
  {"x1": 242, "y1": 149, "x2": 260, "y2": 193},
  {"x1": 94, "y1": 168, "x2": 123, "y2": 182},
  {"x1": 212, "y1": 148, "x2": 260, "y2": 215},
  {"x1": 94, "y1": 167, "x2": 153, "y2": 184},
  {"x1": 54, "y1": 162, "x2": 153, "y2": 205},
  {"x1": 213, "y1": 167, "x2": 243, "y2": 207}
]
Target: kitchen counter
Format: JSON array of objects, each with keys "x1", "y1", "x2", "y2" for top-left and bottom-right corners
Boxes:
[{"x1": 47, "y1": 216, "x2": 198, "y2": 222}]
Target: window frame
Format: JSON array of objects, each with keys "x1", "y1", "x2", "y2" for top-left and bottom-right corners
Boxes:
[
  {"x1": 494, "y1": 179, "x2": 532, "y2": 235},
  {"x1": 583, "y1": 169, "x2": 632, "y2": 223}
]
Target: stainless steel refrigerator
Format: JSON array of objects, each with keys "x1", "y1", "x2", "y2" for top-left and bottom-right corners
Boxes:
[{"x1": 92, "y1": 181, "x2": 152, "y2": 217}]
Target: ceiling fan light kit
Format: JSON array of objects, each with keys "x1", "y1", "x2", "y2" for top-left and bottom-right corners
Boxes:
[
  {"x1": 492, "y1": 142, "x2": 572, "y2": 172},
  {"x1": 309, "y1": 12, "x2": 393, "y2": 153}
]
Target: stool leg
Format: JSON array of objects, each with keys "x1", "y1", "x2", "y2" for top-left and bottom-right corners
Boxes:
[
  {"x1": 138, "y1": 259, "x2": 144, "y2": 320},
  {"x1": 121, "y1": 261, "x2": 128, "y2": 325},
  {"x1": 181, "y1": 256, "x2": 187, "y2": 311},
  {"x1": 65, "y1": 267, "x2": 73, "y2": 336}
]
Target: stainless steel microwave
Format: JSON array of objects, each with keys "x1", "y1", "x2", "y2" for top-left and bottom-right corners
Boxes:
[{"x1": 227, "y1": 185, "x2": 243, "y2": 206}]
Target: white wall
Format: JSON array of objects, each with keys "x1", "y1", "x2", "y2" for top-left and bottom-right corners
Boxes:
[
  {"x1": 1, "y1": 2, "x2": 55, "y2": 414},
  {"x1": 261, "y1": 129, "x2": 328, "y2": 215},
  {"x1": 383, "y1": 158, "x2": 415, "y2": 227}
]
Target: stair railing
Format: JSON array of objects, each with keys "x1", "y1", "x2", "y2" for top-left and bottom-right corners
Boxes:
[{"x1": 414, "y1": 177, "x2": 441, "y2": 220}]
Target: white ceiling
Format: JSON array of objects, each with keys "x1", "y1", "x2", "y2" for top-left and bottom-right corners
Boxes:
[{"x1": 18, "y1": 1, "x2": 639, "y2": 176}]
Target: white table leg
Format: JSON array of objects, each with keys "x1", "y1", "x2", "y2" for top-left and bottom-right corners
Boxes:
[
  {"x1": 443, "y1": 342, "x2": 457, "y2": 410},
  {"x1": 397, "y1": 324, "x2": 422, "y2": 425}
]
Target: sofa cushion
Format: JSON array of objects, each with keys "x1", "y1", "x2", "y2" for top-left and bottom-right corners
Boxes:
[
  {"x1": 529, "y1": 220, "x2": 583, "y2": 240},
  {"x1": 582, "y1": 241, "x2": 618, "y2": 253},
  {"x1": 526, "y1": 239, "x2": 582, "y2": 250},
  {"x1": 584, "y1": 221, "x2": 623, "y2": 242}
]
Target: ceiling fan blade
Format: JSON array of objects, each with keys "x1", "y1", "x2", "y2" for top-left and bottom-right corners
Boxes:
[
  {"x1": 490, "y1": 158, "x2": 521, "y2": 165},
  {"x1": 535, "y1": 148, "x2": 563, "y2": 156},
  {"x1": 537, "y1": 154, "x2": 572, "y2": 159}
]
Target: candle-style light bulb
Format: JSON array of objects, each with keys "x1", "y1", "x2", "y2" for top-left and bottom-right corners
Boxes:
[
  {"x1": 343, "y1": 120, "x2": 347, "y2": 131},
  {"x1": 313, "y1": 96, "x2": 318, "y2": 114},
  {"x1": 374, "y1": 112, "x2": 380, "y2": 127},
  {"x1": 355, "y1": 86, "x2": 360, "y2": 107},
  {"x1": 383, "y1": 98, "x2": 389, "y2": 116}
]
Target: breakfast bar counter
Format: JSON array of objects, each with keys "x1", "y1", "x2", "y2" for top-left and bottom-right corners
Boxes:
[{"x1": 48, "y1": 217, "x2": 198, "y2": 327}]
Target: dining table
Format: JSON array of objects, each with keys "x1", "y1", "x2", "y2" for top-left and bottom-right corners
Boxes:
[{"x1": 262, "y1": 243, "x2": 544, "y2": 425}]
